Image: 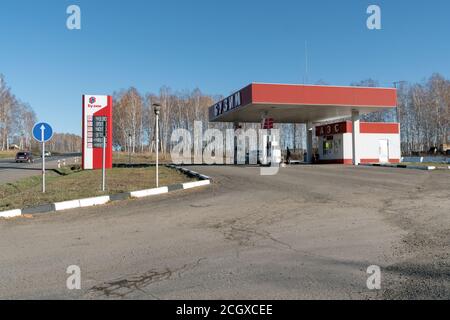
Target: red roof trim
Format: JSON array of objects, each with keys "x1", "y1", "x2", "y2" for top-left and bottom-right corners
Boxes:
[
  {"x1": 360, "y1": 122, "x2": 400, "y2": 134},
  {"x1": 251, "y1": 83, "x2": 397, "y2": 108},
  {"x1": 316, "y1": 121, "x2": 399, "y2": 136}
]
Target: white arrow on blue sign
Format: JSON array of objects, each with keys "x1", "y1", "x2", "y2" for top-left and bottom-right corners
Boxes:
[{"x1": 32, "y1": 122, "x2": 53, "y2": 142}]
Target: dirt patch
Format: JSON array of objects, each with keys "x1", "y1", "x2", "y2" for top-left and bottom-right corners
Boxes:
[{"x1": 376, "y1": 173, "x2": 450, "y2": 299}]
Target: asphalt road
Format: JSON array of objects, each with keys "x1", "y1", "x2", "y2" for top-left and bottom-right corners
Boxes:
[
  {"x1": 0, "y1": 155, "x2": 79, "y2": 184},
  {"x1": 0, "y1": 165, "x2": 448, "y2": 299}
]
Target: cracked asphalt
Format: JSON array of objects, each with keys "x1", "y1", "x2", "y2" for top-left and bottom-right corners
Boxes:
[{"x1": 0, "y1": 165, "x2": 448, "y2": 299}]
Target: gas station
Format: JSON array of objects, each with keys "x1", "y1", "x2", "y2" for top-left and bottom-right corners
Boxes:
[{"x1": 209, "y1": 83, "x2": 399, "y2": 165}]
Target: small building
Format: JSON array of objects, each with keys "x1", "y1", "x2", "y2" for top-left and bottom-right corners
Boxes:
[
  {"x1": 9, "y1": 144, "x2": 20, "y2": 150},
  {"x1": 316, "y1": 121, "x2": 400, "y2": 164}
]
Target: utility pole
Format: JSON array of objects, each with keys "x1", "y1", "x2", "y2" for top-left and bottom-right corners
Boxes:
[{"x1": 304, "y1": 40, "x2": 308, "y2": 85}]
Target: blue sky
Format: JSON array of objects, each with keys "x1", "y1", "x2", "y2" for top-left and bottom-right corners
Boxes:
[{"x1": 0, "y1": 0, "x2": 449, "y2": 134}]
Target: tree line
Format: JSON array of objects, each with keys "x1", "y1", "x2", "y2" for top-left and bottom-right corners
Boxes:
[
  {"x1": 397, "y1": 74, "x2": 449, "y2": 154},
  {"x1": 0, "y1": 75, "x2": 37, "y2": 151},
  {"x1": 0, "y1": 74, "x2": 82, "y2": 153},
  {"x1": 350, "y1": 74, "x2": 449, "y2": 154},
  {"x1": 45, "y1": 133, "x2": 81, "y2": 154},
  {"x1": 112, "y1": 87, "x2": 219, "y2": 154}
]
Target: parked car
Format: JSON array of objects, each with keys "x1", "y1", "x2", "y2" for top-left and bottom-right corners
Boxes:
[
  {"x1": 15, "y1": 151, "x2": 34, "y2": 163},
  {"x1": 44, "y1": 151, "x2": 52, "y2": 157}
]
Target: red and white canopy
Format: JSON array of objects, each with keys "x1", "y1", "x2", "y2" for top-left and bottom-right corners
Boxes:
[{"x1": 209, "y1": 83, "x2": 397, "y2": 123}]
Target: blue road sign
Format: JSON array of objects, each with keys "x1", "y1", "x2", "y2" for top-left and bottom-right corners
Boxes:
[{"x1": 32, "y1": 122, "x2": 53, "y2": 142}]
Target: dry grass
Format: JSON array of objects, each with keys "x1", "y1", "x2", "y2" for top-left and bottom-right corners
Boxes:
[
  {"x1": 0, "y1": 150, "x2": 17, "y2": 159},
  {"x1": 113, "y1": 152, "x2": 172, "y2": 164},
  {"x1": 0, "y1": 166, "x2": 196, "y2": 211},
  {"x1": 400, "y1": 162, "x2": 449, "y2": 168}
]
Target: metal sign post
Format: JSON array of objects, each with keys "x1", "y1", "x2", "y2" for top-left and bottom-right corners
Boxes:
[
  {"x1": 92, "y1": 116, "x2": 108, "y2": 191},
  {"x1": 32, "y1": 122, "x2": 53, "y2": 193},
  {"x1": 102, "y1": 121, "x2": 107, "y2": 191},
  {"x1": 156, "y1": 113, "x2": 159, "y2": 188},
  {"x1": 42, "y1": 140, "x2": 45, "y2": 193}
]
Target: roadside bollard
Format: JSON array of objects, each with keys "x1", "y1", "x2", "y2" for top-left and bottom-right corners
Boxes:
[
  {"x1": 57, "y1": 160, "x2": 61, "y2": 169},
  {"x1": 63, "y1": 159, "x2": 66, "y2": 166}
]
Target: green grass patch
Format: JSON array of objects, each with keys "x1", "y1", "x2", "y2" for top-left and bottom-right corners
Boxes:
[{"x1": 0, "y1": 166, "x2": 196, "y2": 211}]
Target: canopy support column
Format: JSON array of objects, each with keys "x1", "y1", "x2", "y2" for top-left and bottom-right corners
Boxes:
[
  {"x1": 233, "y1": 122, "x2": 240, "y2": 164},
  {"x1": 352, "y1": 110, "x2": 360, "y2": 165},
  {"x1": 306, "y1": 122, "x2": 313, "y2": 163}
]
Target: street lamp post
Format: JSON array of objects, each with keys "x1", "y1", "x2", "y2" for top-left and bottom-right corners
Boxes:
[
  {"x1": 128, "y1": 133, "x2": 132, "y2": 166},
  {"x1": 152, "y1": 103, "x2": 161, "y2": 188}
]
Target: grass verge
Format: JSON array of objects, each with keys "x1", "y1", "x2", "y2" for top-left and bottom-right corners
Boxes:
[
  {"x1": 400, "y1": 162, "x2": 450, "y2": 168},
  {"x1": 113, "y1": 152, "x2": 172, "y2": 164},
  {"x1": 0, "y1": 151, "x2": 17, "y2": 159},
  {"x1": 0, "y1": 166, "x2": 196, "y2": 211}
]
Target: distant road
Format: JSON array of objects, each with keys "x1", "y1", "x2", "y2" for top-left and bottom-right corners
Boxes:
[{"x1": 0, "y1": 154, "x2": 79, "y2": 184}]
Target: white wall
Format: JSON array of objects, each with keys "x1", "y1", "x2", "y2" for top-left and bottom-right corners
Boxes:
[
  {"x1": 319, "y1": 132, "x2": 401, "y2": 162},
  {"x1": 358, "y1": 133, "x2": 401, "y2": 161},
  {"x1": 343, "y1": 133, "x2": 353, "y2": 160}
]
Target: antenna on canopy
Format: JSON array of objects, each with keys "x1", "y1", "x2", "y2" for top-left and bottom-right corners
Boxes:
[{"x1": 304, "y1": 40, "x2": 309, "y2": 84}]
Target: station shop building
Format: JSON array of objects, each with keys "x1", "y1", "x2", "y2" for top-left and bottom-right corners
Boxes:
[{"x1": 316, "y1": 121, "x2": 400, "y2": 164}]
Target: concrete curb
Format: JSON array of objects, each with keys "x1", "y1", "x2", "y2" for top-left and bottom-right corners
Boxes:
[
  {"x1": 130, "y1": 186, "x2": 168, "y2": 198},
  {"x1": 182, "y1": 180, "x2": 211, "y2": 189},
  {"x1": 0, "y1": 209, "x2": 22, "y2": 218},
  {"x1": 0, "y1": 165, "x2": 211, "y2": 219},
  {"x1": 359, "y1": 163, "x2": 448, "y2": 171}
]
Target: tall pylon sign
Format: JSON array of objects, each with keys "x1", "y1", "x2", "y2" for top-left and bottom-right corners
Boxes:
[{"x1": 82, "y1": 95, "x2": 113, "y2": 170}]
